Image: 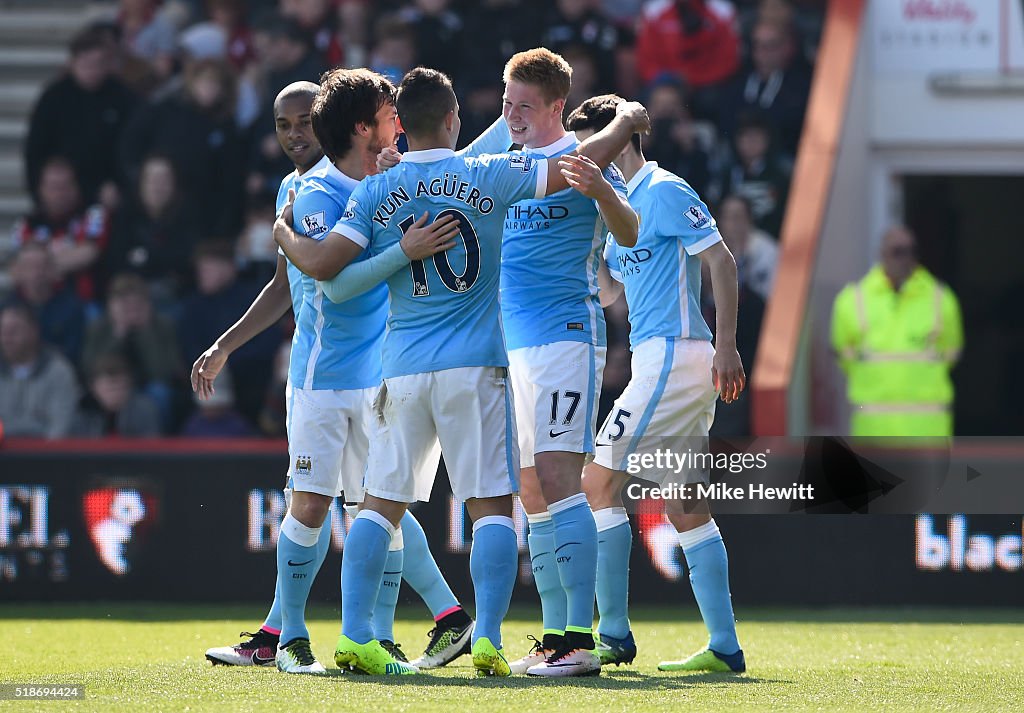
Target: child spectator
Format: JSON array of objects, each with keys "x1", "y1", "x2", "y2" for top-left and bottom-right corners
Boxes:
[{"x1": 71, "y1": 350, "x2": 163, "y2": 437}]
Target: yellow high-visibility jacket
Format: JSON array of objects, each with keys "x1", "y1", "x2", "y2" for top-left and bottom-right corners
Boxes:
[{"x1": 831, "y1": 265, "x2": 963, "y2": 437}]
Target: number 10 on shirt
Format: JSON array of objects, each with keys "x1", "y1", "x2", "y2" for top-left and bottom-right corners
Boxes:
[{"x1": 399, "y1": 209, "x2": 481, "y2": 297}]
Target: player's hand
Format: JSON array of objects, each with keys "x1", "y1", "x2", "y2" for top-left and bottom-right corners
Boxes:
[
  {"x1": 712, "y1": 345, "x2": 746, "y2": 404},
  {"x1": 280, "y1": 188, "x2": 295, "y2": 226},
  {"x1": 377, "y1": 146, "x2": 402, "y2": 173},
  {"x1": 616, "y1": 100, "x2": 651, "y2": 135},
  {"x1": 559, "y1": 155, "x2": 615, "y2": 201},
  {"x1": 399, "y1": 212, "x2": 460, "y2": 260},
  {"x1": 191, "y1": 343, "x2": 229, "y2": 400},
  {"x1": 273, "y1": 189, "x2": 296, "y2": 247}
]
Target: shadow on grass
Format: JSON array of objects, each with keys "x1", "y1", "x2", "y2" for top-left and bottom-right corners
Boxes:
[
  {"x1": 314, "y1": 669, "x2": 783, "y2": 690},
  {"x1": 2, "y1": 603, "x2": 1023, "y2": 625}
]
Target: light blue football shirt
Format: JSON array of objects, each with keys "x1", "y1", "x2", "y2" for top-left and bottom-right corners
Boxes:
[
  {"x1": 286, "y1": 158, "x2": 388, "y2": 390},
  {"x1": 497, "y1": 131, "x2": 627, "y2": 351},
  {"x1": 275, "y1": 161, "x2": 317, "y2": 315},
  {"x1": 332, "y1": 148, "x2": 548, "y2": 378},
  {"x1": 605, "y1": 161, "x2": 722, "y2": 349}
]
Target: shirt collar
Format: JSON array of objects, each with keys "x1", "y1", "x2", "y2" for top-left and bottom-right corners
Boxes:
[
  {"x1": 324, "y1": 160, "x2": 360, "y2": 192},
  {"x1": 402, "y1": 148, "x2": 456, "y2": 163},
  {"x1": 300, "y1": 154, "x2": 332, "y2": 177},
  {"x1": 626, "y1": 161, "x2": 658, "y2": 196},
  {"x1": 524, "y1": 131, "x2": 578, "y2": 157}
]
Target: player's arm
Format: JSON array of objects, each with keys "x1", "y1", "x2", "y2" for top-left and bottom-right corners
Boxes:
[
  {"x1": 699, "y1": 241, "x2": 745, "y2": 404},
  {"x1": 191, "y1": 253, "x2": 291, "y2": 399},
  {"x1": 272, "y1": 189, "x2": 363, "y2": 280},
  {"x1": 542, "y1": 101, "x2": 650, "y2": 196},
  {"x1": 598, "y1": 249, "x2": 624, "y2": 307},
  {"x1": 318, "y1": 212, "x2": 460, "y2": 304},
  {"x1": 376, "y1": 116, "x2": 513, "y2": 172},
  {"x1": 558, "y1": 155, "x2": 637, "y2": 247}
]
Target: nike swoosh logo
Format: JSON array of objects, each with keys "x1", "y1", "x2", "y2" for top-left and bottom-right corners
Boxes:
[
  {"x1": 287, "y1": 559, "x2": 314, "y2": 566},
  {"x1": 549, "y1": 429, "x2": 571, "y2": 438},
  {"x1": 451, "y1": 625, "x2": 472, "y2": 647},
  {"x1": 252, "y1": 650, "x2": 275, "y2": 665},
  {"x1": 595, "y1": 441, "x2": 612, "y2": 448}
]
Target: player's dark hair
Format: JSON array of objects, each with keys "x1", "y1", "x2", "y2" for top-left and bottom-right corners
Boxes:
[
  {"x1": 274, "y1": 80, "x2": 318, "y2": 116},
  {"x1": 503, "y1": 48, "x2": 572, "y2": 105},
  {"x1": 312, "y1": 68, "x2": 396, "y2": 161},
  {"x1": 566, "y1": 94, "x2": 642, "y2": 152},
  {"x1": 395, "y1": 67, "x2": 456, "y2": 139}
]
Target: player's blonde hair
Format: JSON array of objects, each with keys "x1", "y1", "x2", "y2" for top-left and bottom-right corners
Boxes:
[{"x1": 502, "y1": 48, "x2": 572, "y2": 105}]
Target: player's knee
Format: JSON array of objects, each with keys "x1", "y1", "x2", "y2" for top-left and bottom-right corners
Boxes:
[
  {"x1": 288, "y1": 491, "x2": 332, "y2": 528},
  {"x1": 582, "y1": 463, "x2": 623, "y2": 510},
  {"x1": 466, "y1": 495, "x2": 513, "y2": 521},
  {"x1": 534, "y1": 451, "x2": 585, "y2": 503},
  {"x1": 517, "y1": 466, "x2": 549, "y2": 514}
]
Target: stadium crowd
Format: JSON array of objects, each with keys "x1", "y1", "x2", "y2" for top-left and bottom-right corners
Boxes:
[{"x1": 0, "y1": 0, "x2": 823, "y2": 439}]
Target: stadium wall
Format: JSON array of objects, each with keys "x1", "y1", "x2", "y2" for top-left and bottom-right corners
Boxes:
[{"x1": 1, "y1": 442, "x2": 1020, "y2": 607}]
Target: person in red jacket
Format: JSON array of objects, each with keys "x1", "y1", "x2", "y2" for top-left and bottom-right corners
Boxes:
[{"x1": 636, "y1": 0, "x2": 740, "y2": 90}]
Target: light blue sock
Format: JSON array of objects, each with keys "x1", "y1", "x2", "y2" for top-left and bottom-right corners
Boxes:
[
  {"x1": 594, "y1": 507, "x2": 632, "y2": 639},
  {"x1": 527, "y1": 512, "x2": 567, "y2": 636},
  {"x1": 264, "y1": 516, "x2": 332, "y2": 633},
  {"x1": 372, "y1": 544, "x2": 404, "y2": 642},
  {"x1": 277, "y1": 514, "x2": 323, "y2": 645},
  {"x1": 470, "y1": 517, "x2": 518, "y2": 647},
  {"x1": 680, "y1": 519, "x2": 740, "y2": 655},
  {"x1": 399, "y1": 510, "x2": 460, "y2": 617},
  {"x1": 549, "y1": 494, "x2": 598, "y2": 637},
  {"x1": 341, "y1": 511, "x2": 394, "y2": 644}
]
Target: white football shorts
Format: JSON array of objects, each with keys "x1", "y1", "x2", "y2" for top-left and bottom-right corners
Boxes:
[
  {"x1": 285, "y1": 382, "x2": 374, "y2": 502},
  {"x1": 364, "y1": 366, "x2": 519, "y2": 503},
  {"x1": 593, "y1": 337, "x2": 717, "y2": 485},
  {"x1": 508, "y1": 341, "x2": 606, "y2": 468}
]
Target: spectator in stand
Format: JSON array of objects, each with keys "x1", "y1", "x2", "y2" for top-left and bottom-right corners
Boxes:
[
  {"x1": 643, "y1": 76, "x2": 712, "y2": 196},
  {"x1": 719, "y1": 18, "x2": 811, "y2": 156},
  {"x1": 24, "y1": 26, "x2": 137, "y2": 208},
  {"x1": 0, "y1": 303, "x2": 80, "y2": 439},
  {"x1": 105, "y1": 154, "x2": 202, "y2": 304},
  {"x1": 235, "y1": 190, "x2": 279, "y2": 285},
  {"x1": 70, "y1": 350, "x2": 163, "y2": 437},
  {"x1": 541, "y1": 0, "x2": 618, "y2": 93},
  {"x1": 280, "y1": 0, "x2": 342, "y2": 66},
  {"x1": 83, "y1": 273, "x2": 181, "y2": 422},
  {"x1": 117, "y1": 0, "x2": 181, "y2": 83},
  {"x1": 717, "y1": 193, "x2": 778, "y2": 301},
  {"x1": 458, "y1": 0, "x2": 542, "y2": 90},
  {"x1": 11, "y1": 157, "x2": 109, "y2": 304},
  {"x1": 335, "y1": 0, "x2": 372, "y2": 69},
  {"x1": 562, "y1": 45, "x2": 601, "y2": 115},
  {"x1": 369, "y1": 14, "x2": 416, "y2": 85},
  {"x1": 205, "y1": 0, "x2": 257, "y2": 69},
  {"x1": 120, "y1": 59, "x2": 247, "y2": 239},
  {"x1": 399, "y1": 0, "x2": 465, "y2": 81},
  {"x1": 181, "y1": 366, "x2": 256, "y2": 437},
  {"x1": 713, "y1": 111, "x2": 790, "y2": 236},
  {"x1": 177, "y1": 241, "x2": 279, "y2": 427},
  {"x1": 6, "y1": 243, "x2": 87, "y2": 363},
  {"x1": 636, "y1": 0, "x2": 740, "y2": 118}
]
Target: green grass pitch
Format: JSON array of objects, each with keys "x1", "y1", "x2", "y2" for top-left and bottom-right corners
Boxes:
[{"x1": 2, "y1": 604, "x2": 1022, "y2": 712}]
